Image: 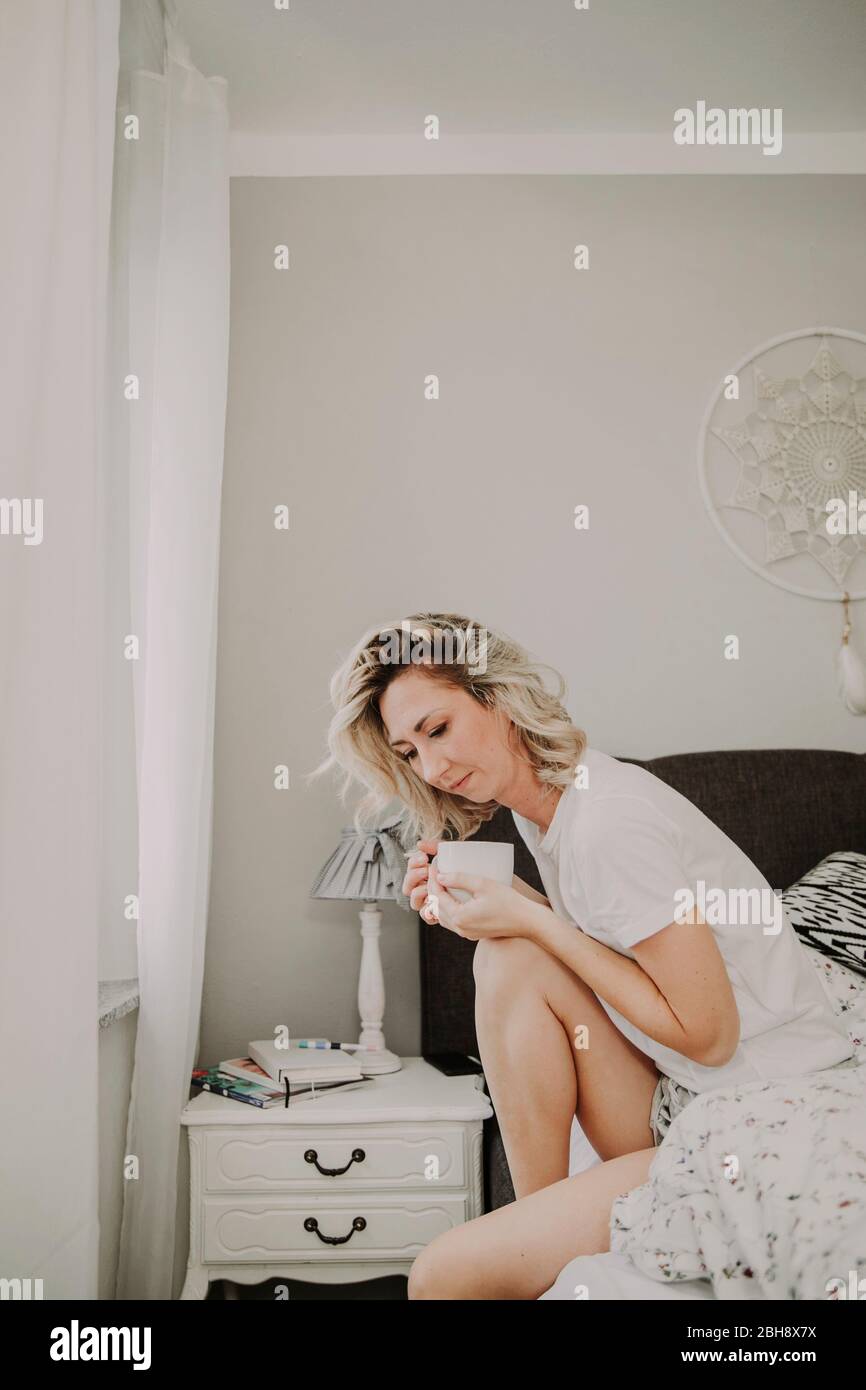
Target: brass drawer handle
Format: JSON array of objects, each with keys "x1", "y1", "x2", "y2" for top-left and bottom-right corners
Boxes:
[
  {"x1": 303, "y1": 1215, "x2": 366, "y2": 1246},
  {"x1": 304, "y1": 1146, "x2": 366, "y2": 1176}
]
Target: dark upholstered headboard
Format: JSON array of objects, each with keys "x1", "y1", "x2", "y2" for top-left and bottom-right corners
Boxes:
[{"x1": 419, "y1": 748, "x2": 866, "y2": 1058}]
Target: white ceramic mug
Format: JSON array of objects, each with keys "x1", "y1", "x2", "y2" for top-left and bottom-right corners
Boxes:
[{"x1": 430, "y1": 840, "x2": 514, "y2": 904}]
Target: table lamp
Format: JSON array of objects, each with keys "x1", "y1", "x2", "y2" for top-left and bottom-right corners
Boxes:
[{"x1": 310, "y1": 812, "x2": 412, "y2": 1075}]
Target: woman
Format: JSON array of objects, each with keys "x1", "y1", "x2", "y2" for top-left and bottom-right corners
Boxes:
[{"x1": 312, "y1": 611, "x2": 855, "y2": 1300}]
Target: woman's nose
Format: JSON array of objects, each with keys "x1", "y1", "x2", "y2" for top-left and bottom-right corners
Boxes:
[{"x1": 419, "y1": 750, "x2": 449, "y2": 786}]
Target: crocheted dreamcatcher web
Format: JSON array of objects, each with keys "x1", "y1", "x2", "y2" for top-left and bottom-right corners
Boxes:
[{"x1": 699, "y1": 329, "x2": 866, "y2": 601}]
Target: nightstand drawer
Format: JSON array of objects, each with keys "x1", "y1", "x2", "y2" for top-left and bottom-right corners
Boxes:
[
  {"x1": 203, "y1": 1124, "x2": 467, "y2": 1192},
  {"x1": 201, "y1": 1192, "x2": 469, "y2": 1263}
]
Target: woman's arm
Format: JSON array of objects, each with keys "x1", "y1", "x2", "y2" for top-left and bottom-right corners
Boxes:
[
  {"x1": 512, "y1": 874, "x2": 550, "y2": 908},
  {"x1": 523, "y1": 901, "x2": 740, "y2": 1067}
]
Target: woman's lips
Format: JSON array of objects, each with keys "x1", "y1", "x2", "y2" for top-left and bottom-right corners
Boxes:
[{"x1": 453, "y1": 772, "x2": 472, "y2": 791}]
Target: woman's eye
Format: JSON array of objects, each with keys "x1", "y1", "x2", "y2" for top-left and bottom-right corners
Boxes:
[{"x1": 400, "y1": 725, "x2": 447, "y2": 762}]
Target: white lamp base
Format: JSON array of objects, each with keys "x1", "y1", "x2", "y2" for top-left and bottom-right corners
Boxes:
[
  {"x1": 356, "y1": 902, "x2": 403, "y2": 1074},
  {"x1": 356, "y1": 1047, "x2": 403, "y2": 1076}
]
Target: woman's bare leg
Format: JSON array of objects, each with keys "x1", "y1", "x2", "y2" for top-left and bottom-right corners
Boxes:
[
  {"x1": 407, "y1": 1145, "x2": 657, "y2": 1300},
  {"x1": 472, "y1": 935, "x2": 660, "y2": 1198}
]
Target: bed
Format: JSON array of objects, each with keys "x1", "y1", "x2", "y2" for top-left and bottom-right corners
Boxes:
[
  {"x1": 417, "y1": 747, "x2": 866, "y2": 1301},
  {"x1": 541, "y1": 934, "x2": 866, "y2": 1300}
]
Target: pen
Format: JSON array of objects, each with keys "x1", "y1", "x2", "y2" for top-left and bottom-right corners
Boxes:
[{"x1": 295, "y1": 1039, "x2": 370, "y2": 1051}]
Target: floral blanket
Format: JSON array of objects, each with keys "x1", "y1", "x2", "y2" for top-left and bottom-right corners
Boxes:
[{"x1": 608, "y1": 950, "x2": 866, "y2": 1300}]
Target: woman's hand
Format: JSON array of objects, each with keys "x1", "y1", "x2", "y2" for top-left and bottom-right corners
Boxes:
[
  {"x1": 426, "y1": 861, "x2": 533, "y2": 941},
  {"x1": 401, "y1": 839, "x2": 440, "y2": 923}
]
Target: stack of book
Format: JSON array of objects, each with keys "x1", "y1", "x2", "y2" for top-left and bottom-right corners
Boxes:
[{"x1": 191, "y1": 1040, "x2": 370, "y2": 1109}]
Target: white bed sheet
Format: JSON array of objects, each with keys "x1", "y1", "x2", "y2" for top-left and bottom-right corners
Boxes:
[
  {"x1": 540, "y1": 1250, "x2": 718, "y2": 1300},
  {"x1": 554, "y1": 1119, "x2": 718, "y2": 1300}
]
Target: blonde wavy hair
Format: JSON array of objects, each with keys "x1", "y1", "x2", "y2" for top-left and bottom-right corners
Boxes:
[{"x1": 307, "y1": 612, "x2": 587, "y2": 848}]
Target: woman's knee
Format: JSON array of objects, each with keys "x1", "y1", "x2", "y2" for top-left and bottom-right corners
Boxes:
[
  {"x1": 407, "y1": 1232, "x2": 469, "y2": 1300},
  {"x1": 406, "y1": 1247, "x2": 440, "y2": 1300},
  {"x1": 473, "y1": 933, "x2": 552, "y2": 989}
]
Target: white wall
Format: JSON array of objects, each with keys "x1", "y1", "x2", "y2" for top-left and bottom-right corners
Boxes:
[{"x1": 199, "y1": 174, "x2": 866, "y2": 1068}]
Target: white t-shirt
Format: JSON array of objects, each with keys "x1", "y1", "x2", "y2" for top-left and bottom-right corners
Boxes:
[{"x1": 512, "y1": 747, "x2": 854, "y2": 1093}]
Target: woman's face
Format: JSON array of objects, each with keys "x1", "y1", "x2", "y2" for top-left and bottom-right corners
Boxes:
[{"x1": 378, "y1": 666, "x2": 516, "y2": 803}]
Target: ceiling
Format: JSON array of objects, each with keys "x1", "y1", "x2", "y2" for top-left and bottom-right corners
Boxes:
[{"x1": 175, "y1": 0, "x2": 866, "y2": 136}]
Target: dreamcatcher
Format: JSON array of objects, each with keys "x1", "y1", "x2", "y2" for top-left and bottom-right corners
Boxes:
[{"x1": 699, "y1": 329, "x2": 866, "y2": 713}]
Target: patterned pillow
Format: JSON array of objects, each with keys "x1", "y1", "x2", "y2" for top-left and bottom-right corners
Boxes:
[{"x1": 781, "y1": 850, "x2": 866, "y2": 980}]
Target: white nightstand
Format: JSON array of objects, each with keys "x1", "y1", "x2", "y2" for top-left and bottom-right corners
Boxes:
[{"x1": 179, "y1": 1056, "x2": 493, "y2": 1298}]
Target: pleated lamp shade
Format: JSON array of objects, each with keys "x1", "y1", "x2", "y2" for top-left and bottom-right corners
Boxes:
[
  {"x1": 309, "y1": 812, "x2": 412, "y2": 1073},
  {"x1": 309, "y1": 812, "x2": 413, "y2": 911}
]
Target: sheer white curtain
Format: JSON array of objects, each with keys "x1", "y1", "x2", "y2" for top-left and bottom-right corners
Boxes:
[
  {"x1": 112, "y1": 0, "x2": 229, "y2": 1300},
  {"x1": 0, "y1": 0, "x2": 227, "y2": 1301},
  {"x1": 0, "y1": 0, "x2": 120, "y2": 1299}
]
